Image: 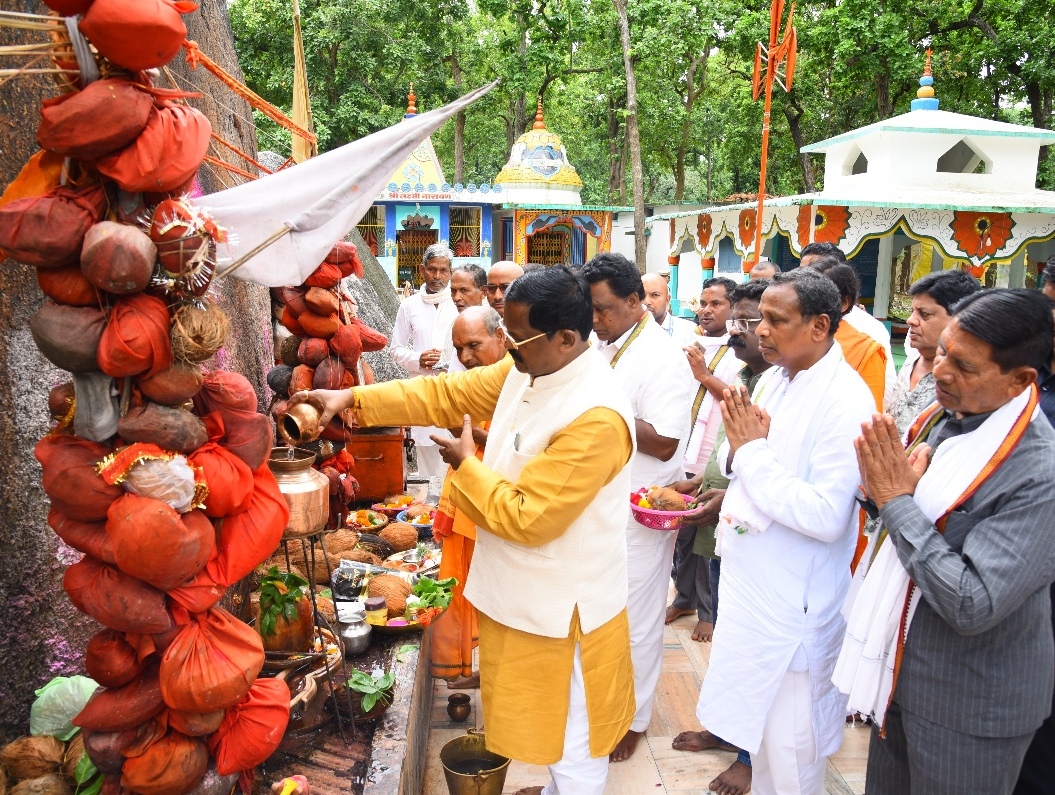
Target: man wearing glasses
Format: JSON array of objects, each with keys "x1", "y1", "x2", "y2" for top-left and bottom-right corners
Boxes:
[
  {"x1": 484, "y1": 260, "x2": 524, "y2": 319},
  {"x1": 291, "y1": 267, "x2": 637, "y2": 795}
]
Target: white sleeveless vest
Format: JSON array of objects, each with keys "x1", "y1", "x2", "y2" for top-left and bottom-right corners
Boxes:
[{"x1": 462, "y1": 348, "x2": 636, "y2": 638}]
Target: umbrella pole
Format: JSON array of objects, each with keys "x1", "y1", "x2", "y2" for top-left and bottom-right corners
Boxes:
[{"x1": 215, "y1": 225, "x2": 292, "y2": 280}]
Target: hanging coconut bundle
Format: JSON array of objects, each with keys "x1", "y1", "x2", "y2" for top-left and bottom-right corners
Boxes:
[{"x1": 170, "y1": 301, "x2": 229, "y2": 364}]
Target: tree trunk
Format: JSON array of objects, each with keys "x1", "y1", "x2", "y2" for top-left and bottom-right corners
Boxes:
[
  {"x1": 875, "y1": 60, "x2": 893, "y2": 118},
  {"x1": 613, "y1": 0, "x2": 646, "y2": 271},
  {"x1": 607, "y1": 96, "x2": 626, "y2": 202},
  {"x1": 513, "y1": 18, "x2": 528, "y2": 136},
  {"x1": 451, "y1": 51, "x2": 465, "y2": 183},
  {"x1": 674, "y1": 54, "x2": 707, "y2": 202},
  {"x1": 783, "y1": 96, "x2": 816, "y2": 192}
]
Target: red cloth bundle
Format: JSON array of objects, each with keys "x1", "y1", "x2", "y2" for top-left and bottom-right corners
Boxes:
[
  {"x1": 303, "y1": 287, "x2": 338, "y2": 316},
  {"x1": 117, "y1": 403, "x2": 208, "y2": 453},
  {"x1": 279, "y1": 306, "x2": 305, "y2": 336},
  {"x1": 35, "y1": 434, "x2": 120, "y2": 520},
  {"x1": 276, "y1": 287, "x2": 307, "y2": 315},
  {"x1": 207, "y1": 678, "x2": 290, "y2": 775},
  {"x1": 195, "y1": 370, "x2": 257, "y2": 413},
  {"x1": 313, "y1": 356, "x2": 348, "y2": 390},
  {"x1": 49, "y1": 508, "x2": 115, "y2": 564},
  {"x1": 105, "y1": 495, "x2": 215, "y2": 591},
  {"x1": 188, "y1": 441, "x2": 253, "y2": 518},
  {"x1": 138, "y1": 362, "x2": 204, "y2": 406},
  {"x1": 328, "y1": 323, "x2": 363, "y2": 369},
  {"x1": 30, "y1": 302, "x2": 106, "y2": 373},
  {"x1": 98, "y1": 293, "x2": 172, "y2": 378},
  {"x1": 205, "y1": 463, "x2": 288, "y2": 587},
  {"x1": 0, "y1": 183, "x2": 106, "y2": 267},
  {"x1": 74, "y1": 662, "x2": 165, "y2": 732},
  {"x1": 352, "y1": 317, "x2": 388, "y2": 352},
  {"x1": 37, "y1": 79, "x2": 153, "y2": 160},
  {"x1": 289, "y1": 365, "x2": 315, "y2": 395},
  {"x1": 37, "y1": 264, "x2": 101, "y2": 307},
  {"x1": 79, "y1": 0, "x2": 195, "y2": 72},
  {"x1": 97, "y1": 104, "x2": 210, "y2": 193},
  {"x1": 298, "y1": 310, "x2": 339, "y2": 339},
  {"x1": 85, "y1": 630, "x2": 143, "y2": 689},
  {"x1": 42, "y1": 0, "x2": 94, "y2": 15},
  {"x1": 325, "y1": 241, "x2": 364, "y2": 278},
  {"x1": 120, "y1": 728, "x2": 208, "y2": 795},
  {"x1": 84, "y1": 728, "x2": 138, "y2": 775},
  {"x1": 159, "y1": 607, "x2": 264, "y2": 713},
  {"x1": 64, "y1": 557, "x2": 173, "y2": 634},
  {"x1": 303, "y1": 262, "x2": 341, "y2": 289},
  {"x1": 165, "y1": 567, "x2": 225, "y2": 615}
]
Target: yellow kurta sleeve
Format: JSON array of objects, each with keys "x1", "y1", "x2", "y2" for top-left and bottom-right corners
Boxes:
[
  {"x1": 353, "y1": 356, "x2": 514, "y2": 429},
  {"x1": 448, "y1": 407, "x2": 632, "y2": 547}
]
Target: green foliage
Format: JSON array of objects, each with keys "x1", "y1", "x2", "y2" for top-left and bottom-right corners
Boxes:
[
  {"x1": 347, "y1": 669, "x2": 395, "y2": 712},
  {"x1": 259, "y1": 567, "x2": 309, "y2": 637},
  {"x1": 412, "y1": 575, "x2": 457, "y2": 609},
  {"x1": 229, "y1": 0, "x2": 1055, "y2": 200}
]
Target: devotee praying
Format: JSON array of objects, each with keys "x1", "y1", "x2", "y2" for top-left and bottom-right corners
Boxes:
[
  {"x1": 834, "y1": 288, "x2": 1055, "y2": 795},
  {"x1": 669, "y1": 276, "x2": 743, "y2": 642},
  {"x1": 581, "y1": 254, "x2": 694, "y2": 763},
  {"x1": 696, "y1": 268, "x2": 874, "y2": 795},
  {"x1": 290, "y1": 267, "x2": 636, "y2": 795},
  {"x1": 429, "y1": 306, "x2": 508, "y2": 689},
  {"x1": 389, "y1": 243, "x2": 458, "y2": 481}
]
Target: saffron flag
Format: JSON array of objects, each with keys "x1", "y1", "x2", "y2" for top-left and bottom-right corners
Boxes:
[{"x1": 199, "y1": 81, "x2": 498, "y2": 287}]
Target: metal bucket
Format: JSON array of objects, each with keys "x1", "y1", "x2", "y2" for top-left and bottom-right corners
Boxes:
[{"x1": 440, "y1": 730, "x2": 510, "y2": 795}]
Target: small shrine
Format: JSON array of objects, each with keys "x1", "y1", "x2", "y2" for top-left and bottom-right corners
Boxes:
[
  {"x1": 357, "y1": 87, "x2": 503, "y2": 286},
  {"x1": 651, "y1": 54, "x2": 1055, "y2": 318},
  {"x1": 493, "y1": 100, "x2": 623, "y2": 266}
]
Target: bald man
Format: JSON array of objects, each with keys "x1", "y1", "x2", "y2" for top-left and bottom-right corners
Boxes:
[
  {"x1": 642, "y1": 273, "x2": 698, "y2": 347},
  {"x1": 484, "y1": 261, "x2": 524, "y2": 318},
  {"x1": 748, "y1": 259, "x2": 779, "y2": 280},
  {"x1": 452, "y1": 306, "x2": 507, "y2": 371}
]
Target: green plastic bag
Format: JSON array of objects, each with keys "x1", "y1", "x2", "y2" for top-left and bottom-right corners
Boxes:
[{"x1": 30, "y1": 675, "x2": 98, "y2": 740}]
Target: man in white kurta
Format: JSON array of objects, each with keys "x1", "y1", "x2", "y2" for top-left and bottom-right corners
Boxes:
[
  {"x1": 390, "y1": 243, "x2": 459, "y2": 481},
  {"x1": 642, "y1": 272, "x2": 698, "y2": 347},
  {"x1": 582, "y1": 254, "x2": 695, "y2": 763},
  {"x1": 698, "y1": 269, "x2": 874, "y2": 795}
]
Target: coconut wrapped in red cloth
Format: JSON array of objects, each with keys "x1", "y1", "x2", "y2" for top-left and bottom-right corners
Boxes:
[
  {"x1": 279, "y1": 306, "x2": 305, "y2": 336},
  {"x1": 313, "y1": 356, "x2": 350, "y2": 390},
  {"x1": 303, "y1": 287, "x2": 338, "y2": 316},
  {"x1": 37, "y1": 79, "x2": 154, "y2": 160},
  {"x1": 138, "y1": 362, "x2": 204, "y2": 406},
  {"x1": 187, "y1": 441, "x2": 253, "y2": 519},
  {"x1": 328, "y1": 324, "x2": 362, "y2": 370},
  {"x1": 104, "y1": 495, "x2": 214, "y2": 591},
  {"x1": 325, "y1": 241, "x2": 364, "y2": 278},
  {"x1": 49, "y1": 508, "x2": 115, "y2": 564},
  {"x1": 84, "y1": 728, "x2": 139, "y2": 776},
  {"x1": 74, "y1": 661, "x2": 165, "y2": 732},
  {"x1": 166, "y1": 567, "x2": 225, "y2": 615},
  {"x1": 81, "y1": 221, "x2": 157, "y2": 295},
  {"x1": 204, "y1": 462, "x2": 287, "y2": 587},
  {"x1": 98, "y1": 293, "x2": 172, "y2": 378},
  {"x1": 296, "y1": 337, "x2": 329, "y2": 367},
  {"x1": 159, "y1": 606, "x2": 264, "y2": 713},
  {"x1": 207, "y1": 678, "x2": 290, "y2": 775},
  {"x1": 298, "y1": 310, "x2": 340, "y2": 339},
  {"x1": 37, "y1": 264, "x2": 101, "y2": 308},
  {"x1": 117, "y1": 404, "x2": 208, "y2": 453},
  {"x1": 86, "y1": 630, "x2": 144, "y2": 689},
  {"x1": 35, "y1": 433, "x2": 121, "y2": 520},
  {"x1": 121, "y1": 724, "x2": 208, "y2": 795},
  {"x1": 0, "y1": 182, "x2": 107, "y2": 267},
  {"x1": 351, "y1": 317, "x2": 388, "y2": 352},
  {"x1": 167, "y1": 709, "x2": 224, "y2": 738},
  {"x1": 194, "y1": 370, "x2": 257, "y2": 412},
  {"x1": 289, "y1": 365, "x2": 315, "y2": 395},
  {"x1": 193, "y1": 371, "x2": 270, "y2": 470},
  {"x1": 276, "y1": 287, "x2": 307, "y2": 315},
  {"x1": 97, "y1": 104, "x2": 211, "y2": 193},
  {"x1": 79, "y1": 0, "x2": 197, "y2": 72},
  {"x1": 64, "y1": 557, "x2": 173, "y2": 634},
  {"x1": 303, "y1": 262, "x2": 341, "y2": 290},
  {"x1": 30, "y1": 302, "x2": 106, "y2": 373}
]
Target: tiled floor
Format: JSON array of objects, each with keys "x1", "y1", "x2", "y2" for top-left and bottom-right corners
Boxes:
[{"x1": 421, "y1": 613, "x2": 870, "y2": 794}]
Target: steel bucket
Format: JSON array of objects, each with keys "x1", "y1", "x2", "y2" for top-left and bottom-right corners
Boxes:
[{"x1": 440, "y1": 730, "x2": 510, "y2": 795}]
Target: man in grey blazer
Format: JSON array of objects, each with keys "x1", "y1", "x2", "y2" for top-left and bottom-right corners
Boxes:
[{"x1": 853, "y1": 288, "x2": 1055, "y2": 795}]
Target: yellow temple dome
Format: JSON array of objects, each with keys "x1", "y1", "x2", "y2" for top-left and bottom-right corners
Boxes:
[{"x1": 493, "y1": 99, "x2": 583, "y2": 204}]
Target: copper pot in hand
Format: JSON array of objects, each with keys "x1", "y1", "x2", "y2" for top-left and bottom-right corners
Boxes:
[
  {"x1": 278, "y1": 403, "x2": 322, "y2": 446},
  {"x1": 268, "y1": 447, "x2": 330, "y2": 539}
]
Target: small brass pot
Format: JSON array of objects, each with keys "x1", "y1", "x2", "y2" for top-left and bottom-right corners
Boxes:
[
  {"x1": 278, "y1": 402, "x2": 322, "y2": 446},
  {"x1": 447, "y1": 693, "x2": 472, "y2": 723}
]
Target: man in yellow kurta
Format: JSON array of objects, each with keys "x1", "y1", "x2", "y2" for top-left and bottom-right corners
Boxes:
[
  {"x1": 432, "y1": 306, "x2": 508, "y2": 686},
  {"x1": 291, "y1": 267, "x2": 636, "y2": 795}
]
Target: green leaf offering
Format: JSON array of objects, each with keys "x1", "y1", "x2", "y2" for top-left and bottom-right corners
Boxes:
[
  {"x1": 412, "y1": 576, "x2": 457, "y2": 609},
  {"x1": 259, "y1": 567, "x2": 309, "y2": 637},
  {"x1": 347, "y1": 669, "x2": 395, "y2": 713}
]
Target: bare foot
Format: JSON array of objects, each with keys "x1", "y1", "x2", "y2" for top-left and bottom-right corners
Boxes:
[
  {"x1": 691, "y1": 620, "x2": 713, "y2": 642},
  {"x1": 665, "y1": 605, "x2": 694, "y2": 624},
  {"x1": 446, "y1": 673, "x2": 480, "y2": 689},
  {"x1": 671, "y1": 730, "x2": 738, "y2": 752},
  {"x1": 513, "y1": 788, "x2": 544, "y2": 795},
  {"x1": 709, "y1": 760, "x2": 752, "y2": 795},
  {"x1": 609, "y1": 729, "x2": 643, "y2": 762}
]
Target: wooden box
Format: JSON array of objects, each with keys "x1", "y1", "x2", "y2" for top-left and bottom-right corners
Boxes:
[{"x1": 347, "y1": 426, "x2": 407, "y2": 503}]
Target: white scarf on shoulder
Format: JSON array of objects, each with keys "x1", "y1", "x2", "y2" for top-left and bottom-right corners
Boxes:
[
  {"x1": 419, "y1": 285, "x2": 457, "y2": 367},
  {"x1": 833, "y1": 386, "x2": 1037, "y2": 727}
]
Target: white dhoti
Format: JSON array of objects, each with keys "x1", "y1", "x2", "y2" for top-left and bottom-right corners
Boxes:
[
  {"x1": 626, "y1": 518, "x2": 679, "y2": 732},
  {"x1": 413, "y1": 442, "x2": 447, "y2": 482},
  {"x1": 752, "y1": 667, "x2": 827, "y2": 795},
  {"x1": 542, "y1": 646, "x2": 609, "y2": 795}
]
